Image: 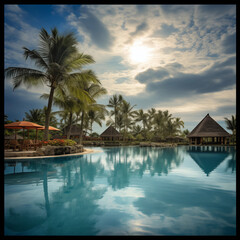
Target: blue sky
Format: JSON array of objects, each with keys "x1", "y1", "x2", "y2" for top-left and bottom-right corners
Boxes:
[{"x1": 4, "y1": 4, "x2": 236, "y2": 134}]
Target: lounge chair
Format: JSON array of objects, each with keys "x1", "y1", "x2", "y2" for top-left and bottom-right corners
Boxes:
[
  {"x1": 4, "y1": 140, "x2": 10, "y2": 149},
  {"x1": 22, "y1": 139, "x2": 31, "y2": 151},
  {"x1": 9, "y1": 140, "x2": 22, "y2": 151}
]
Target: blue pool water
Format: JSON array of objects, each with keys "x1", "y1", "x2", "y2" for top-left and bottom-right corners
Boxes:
[{"x1": 4, "y1": 146, "x2": 236, "y2": 236}]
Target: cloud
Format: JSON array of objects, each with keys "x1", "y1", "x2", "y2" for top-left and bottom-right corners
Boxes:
[
  {"x1": 76, "y1": 7, "x2": 114, "y2": 50},
  {"x1": 221, "y1": 33, "x2": 236, "y2": 54},
  {"x1": 135, "y1": 67, "x2": 169, "y2": 83},
  {"x1": 154, "y1": 23, "x2": 178, "y2": 38},
  {"x1": 130, "y1": 22, "x2": 148, "y2": 36},
  {"x1": 135, "y1": 56, "x2": 235, "y2": 101}
]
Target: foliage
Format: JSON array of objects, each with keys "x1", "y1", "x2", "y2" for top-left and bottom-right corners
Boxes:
[
  {"x1": 5, "y1": 27, "x2": 97, "y2": 140},
  {"x1": 41, "y1": 139, "x2": 77, "y2": 146}
]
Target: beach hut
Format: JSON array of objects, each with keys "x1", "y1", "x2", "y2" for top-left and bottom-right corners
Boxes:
[
  {"x1": 100, "y1": 126, "x2": 122, "y2": 141},
  {"x1": 187, "y1": 114, "x2": 231, "y2": 145}
]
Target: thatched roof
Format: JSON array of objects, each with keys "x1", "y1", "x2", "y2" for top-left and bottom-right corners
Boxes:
[
  {"x1": 187, "y1": 114, "x2": 230, "y2": 138},
  {"x1": 100, "y1": 126, "x2": 122, "y2": 137},
  {"x1": 63, "y1": 125, "x2": 82, "y2": 136}
]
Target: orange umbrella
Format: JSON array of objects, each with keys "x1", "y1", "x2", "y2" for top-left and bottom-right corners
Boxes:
[
  {"x1": 38, "y1": 126, "x2": 60, "y2": 131},
  {"x1": 4, "y1": 121, "x2": 43, "y2": 129},
  {"x1": 4, "y1": 121, "x2": 43, "y2": 140}
]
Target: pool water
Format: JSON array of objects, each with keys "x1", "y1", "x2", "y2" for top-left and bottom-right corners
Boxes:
[{"x1": 4, "y1": 146, "x2": 236, "y2": 236}]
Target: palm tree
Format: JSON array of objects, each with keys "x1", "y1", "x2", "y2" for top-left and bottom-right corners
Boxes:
[
  {"x1": 224, "y1": 115, "x2": 236, "y2": 135},
  {"x1": 132, "y1": 125, "x2": 143, "y2": 137},
  {"x1": 120, "y1": 100, "x2": 136, "y2": 141},
  {"x1": 224, "y1": 115, "x2": 236, "y2": 144},
  {"x1": 152, "y1": 110, "x2": 165, "y2": 139},
  {"x1": 76, "y1": 81, "x2": 107, "y2": 144},
  {"x1": 182, "y1": 129, "x2": 190, "y2": 137},
  {"x1": 87, "y1": 105, "x2": 108, "y2": 135},
  {"x1": 42, "y1": 93, "x2": 78, "y2": 139},
  {"x1": 25, "y1": 108, "x2": 44, "y2": 125},
  {"x1": 5, "y1": 27, "x2": 96, "y2": 140},
  {"x1": 134, "y1": 109, "x2": 149, "y2": 138},
  {"x1": 107, "y1": 94, "x2": 123, "y2": 129}
]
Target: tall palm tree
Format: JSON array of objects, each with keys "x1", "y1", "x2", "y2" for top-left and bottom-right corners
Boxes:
[
  {"x1": 120, "y1": 100, "x2": 136, "y2": 141},
  {"x1": 134, "y1": 109, "x2": 149, "y2": 137},
  {"x1": 107, "y1": 94, "x2": 123, "y2": 129},
  {"x1": 5, "y1": 27, "x2": 96, "y2": 140},
  {"x1": 152, "y1": 110, "x2": 164, "y2": 138}
]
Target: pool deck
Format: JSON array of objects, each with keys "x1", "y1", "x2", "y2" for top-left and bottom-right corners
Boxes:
[{"x1": 4, "y1": 148, "x2": 102, "y2": 160}]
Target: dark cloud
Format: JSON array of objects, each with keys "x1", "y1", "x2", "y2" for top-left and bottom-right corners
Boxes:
[
  {"x1": 135, "y1": 57, "x2": 235, "y2": 101},
  {"x1": 135, "y1": 67, "x2": 169, "y2": 83},
  {"x1": 4, "y1": 85, "x2": 48, "y2": 121},
  {"x1": 130, "y1": 22, "x2": 148, "y2": 36},
  {"x1": 221, "y1": 33, "x2": 236, "y2": 54},
  {"x1": 78, "y1": 9, "x2": 114, "y2": 50}
]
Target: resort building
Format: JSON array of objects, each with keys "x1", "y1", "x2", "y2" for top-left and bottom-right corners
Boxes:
[
  {"x1": 187, "y1": 114, "x2": 231, "y2": 145},
  {"x1": 100, "y1": 126, "x2": 123, "y2": 141}
]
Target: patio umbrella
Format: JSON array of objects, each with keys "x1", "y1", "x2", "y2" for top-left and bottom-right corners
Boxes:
[
  {"x1": 38, "y1": 126, "x2": 60, "y2": 131},
  {"x1": 4, "y1": 121, "x2": 43, "y2": 140}
]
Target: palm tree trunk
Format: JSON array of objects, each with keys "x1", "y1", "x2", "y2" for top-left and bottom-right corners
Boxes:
[
  {"x1": 78, "y1": 112, "x2": 85, "y2": 145},
  {"x1": 66, "y1": 112, "x2": 73, "y2": 139},
  {"x1": 44, "y1": 86, "x2": 55, "y2": 140}
]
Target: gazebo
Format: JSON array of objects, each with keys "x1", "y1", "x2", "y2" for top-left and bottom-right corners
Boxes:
[
  {"x1": 100, "y1": 126, "x2": 122, "y2": 141},
  {"x1": 187, "y1": 114, "x2": 231, "y2": 145}
]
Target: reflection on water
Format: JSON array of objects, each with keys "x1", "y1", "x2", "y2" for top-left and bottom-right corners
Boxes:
[{"x1": 4, "y1": 146, "x2": 236, "y2": 236}]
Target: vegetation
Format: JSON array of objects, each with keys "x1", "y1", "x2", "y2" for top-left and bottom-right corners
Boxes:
[
  {"x1": 41, "y1": 139, "x2": 77, "y2": 146},
  {"x1": 105, "y1": 95, "x2": 185, "y2": 142},
  {"x1": 224, "y1": 115, "x2": 236, "y2": 144},
  {"x1": 5, "y1": 27, "x2": 98, "y2": 140}
]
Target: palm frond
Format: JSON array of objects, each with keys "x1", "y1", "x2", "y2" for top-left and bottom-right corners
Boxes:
[{"x1": 23, "y1": 47, "x2": 49, "y2": 70}]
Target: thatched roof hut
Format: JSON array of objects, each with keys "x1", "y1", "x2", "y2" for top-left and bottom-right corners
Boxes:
[
  {"x1": 187, "y1": 114, "x2": 230, "y2": 145},
  {"x1": 100, "y1": 126, "x2": 122, "y2": 141}
]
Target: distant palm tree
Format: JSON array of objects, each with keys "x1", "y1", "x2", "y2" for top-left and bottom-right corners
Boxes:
[
  {"x1": 224, "y1": 115, "x2": 236, "y2": 135},
  {"x1": 107, "y1": 94, "x2": 123, "y2": 129},
  {"x1": 25, "y1": 108, "x2": 44, "y2": 125},
  {"x1": 5, "y1": 27, "x2": 96, "y2": 140},
  {"x1": 87, "y1": 105, "x2": 108, "y2": 135},
  {"x1": 132, "y1": 125, "x2": 143, "y2": 137},
  {"x1": 182, "y1": 129, "x2": 190, "y2": 137},
  {"x1": 77, "y1": 82, "x2": 107, "y2": 144},
  {"x1": 121, "y1": 100, "x2": 136, "y2": 141},
  {"x1": 134, "y1": 109, "x2": 149, "y2": 139},
  {"x1": 147, "y1": 108, "x2": 156, "y2": 122}
]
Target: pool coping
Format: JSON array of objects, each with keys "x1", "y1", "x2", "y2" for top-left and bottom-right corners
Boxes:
[{"x1": 4, "y1": 148, "x2": 103, "y2": 161}]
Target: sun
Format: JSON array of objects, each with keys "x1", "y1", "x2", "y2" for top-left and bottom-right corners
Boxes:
[{"x1": 129, "y1": 41, "x2": 151, "y2": 63}]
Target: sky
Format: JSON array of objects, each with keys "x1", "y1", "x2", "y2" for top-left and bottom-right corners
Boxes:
[{"x1": 4, "y1": 4, "x2": 236, "y2": 134}]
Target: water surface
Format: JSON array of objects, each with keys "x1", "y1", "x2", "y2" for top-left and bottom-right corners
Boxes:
[{"x1": 4, "y1": 146, "x2": 236, "y2": 236}]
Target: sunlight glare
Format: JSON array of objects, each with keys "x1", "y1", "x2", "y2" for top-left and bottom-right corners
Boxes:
[{"x1": 129, "y1": 41, "x2": 151, "y2": 63}]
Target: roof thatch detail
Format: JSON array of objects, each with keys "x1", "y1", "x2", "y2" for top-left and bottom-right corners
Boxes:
[
  {"x1": 187, "y1": 114, "x2": 230, "y2": 138},
  {"x1": 100, "y1": 126, "x2": 122, "y2": 137},
  {"x1": 63, "y1": 125, "x2": 84, "y2": 136}
]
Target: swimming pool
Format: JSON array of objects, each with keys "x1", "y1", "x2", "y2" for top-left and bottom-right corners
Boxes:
[{"x1": 4, "y1": 145, "x2": 236, "y2": 236}]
